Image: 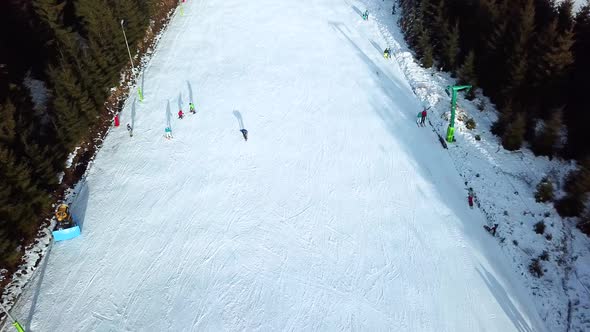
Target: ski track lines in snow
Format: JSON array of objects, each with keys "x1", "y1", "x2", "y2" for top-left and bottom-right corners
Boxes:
[{"x1": 10, "y1": 0, "x2": 547, "y2": 331}]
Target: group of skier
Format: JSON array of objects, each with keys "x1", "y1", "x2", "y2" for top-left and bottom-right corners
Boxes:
[
  {"x1": 416, "y1": 106, "x2": 430, "y2": 127},
  {"x1": 178, "y1": 102, "x2": 196, "y2": 120},
  {"x1": 120, "y1": 98, "x2": 248, "y2": 142}
]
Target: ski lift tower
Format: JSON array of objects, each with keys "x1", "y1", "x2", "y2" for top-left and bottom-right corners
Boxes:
[{"x1": 445, "y1": 85, "x2": 472, "y2": 143}]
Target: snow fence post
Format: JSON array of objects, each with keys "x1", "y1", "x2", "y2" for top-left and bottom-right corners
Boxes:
[
  {"x1": 13, "y1": 322, "x2": 25, "y2": 332},
  {"x1": 0, "y1": 302, "x2": 25, "y2": 332}
]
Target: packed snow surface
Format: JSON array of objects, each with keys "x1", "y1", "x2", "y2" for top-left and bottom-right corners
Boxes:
[{"x1": 10, "y1": 0, "x2": 547, "y2": 331}]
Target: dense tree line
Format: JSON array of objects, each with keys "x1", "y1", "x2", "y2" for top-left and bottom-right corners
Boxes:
[
  {"x1": 398, "y1": 0, "x2": 590, "y2": 229},
  {"x1": 0, "y1": 0, "x2": 166, "y2": 270}
]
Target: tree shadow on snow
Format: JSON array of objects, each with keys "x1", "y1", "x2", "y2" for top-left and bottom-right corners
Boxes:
[
  {"x1": 477, "y1": 266, "x2": 534, "y2": 332},
  {"x1": 23, "y1": 243, "x2": 52, "y2": 332},
  {"x1": 328, "y1": 20, "x2": 543, "y2": 331},
  {"x1": 178, "y1": 93, "x2": 183, "y2": 111},
  {"x1": 22, "y1": 183, "x2": 88, "y2": 330},
  {"x1": 71, "y1": 183, "x2": 90, "y2": 232},
  {"x1": 233, "y1": 110, "x2": 245, "y2": 130}
]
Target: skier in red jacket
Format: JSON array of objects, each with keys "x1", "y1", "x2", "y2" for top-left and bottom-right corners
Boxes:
[
  {"x1": 420, "y1": 107, "x2": 430, "y2": 126},
  {"x1": 178, "y1": 109, "x2": 184, "y2": 119}
]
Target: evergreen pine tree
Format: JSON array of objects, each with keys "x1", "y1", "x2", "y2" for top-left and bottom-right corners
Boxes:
[
  {"x1": 0, "y1": 99, "x2": 17, "y2": 145},
  {"x1": 556, "y1": 158, "x2": 590, "y2": 217},
  {"x1": 457, "y1": 49, "x2": 477, "y2": 87},
  {"x1": 528, "y1": 20, "x2": 574, "y2": 118},
  {"x1": 533, "y1": 0, "x2": 557, "y2": 32},
  {"x1": 418, "y1": 28, "x2": 434, "y2": 68},
  {"x1": 557, "y1": 0, "x2": 575, "y2": 32},
  {"x1": 47, "y1": 64, "x2": 93, "y2": 148},
  {"x1": 442, "y1": 21, "x2": 460, "y2": 71},
  {"x1": 502, "y1": 112, "x2": 526, "y2": 151},
  {"x1": 500, "y1": 0, "x2": 535, "y2": 102},
  {"x1": 423, "y1": 0, "x2": 447, "y2": 49},
  {"x1": 76, "y1": 0, "x2": 127, "y2": 87},
  {"x1": 532, "y1": 109, "x2": 563, "y2": 157},
  {"x1": 479, "y1": 0, "x2": 507, "y2": 96},
  {"x1": 564, "y1": 2, "x2": 590, "y2": 158},
  {"x1": 491, "y1": 100, "x2": 514, "y2": 137}
]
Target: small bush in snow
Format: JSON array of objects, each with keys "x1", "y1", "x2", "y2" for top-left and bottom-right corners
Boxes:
[
  {"x1": 534, "y1": 221, "x2": 546, "y2": 235},
  {"x1": 475, "y1": 134, "x2": 481, "y2": 141},
  {"x1": 466, "y1": 118, "x2": 476, "y2": 130},
  {"x1": 477, "y1": 100, "x2": 485, "y2": 111},
  {"x1": 529, "y1": 258, "x2": 544, "y2": 278},
  {"x1": 545, "y1": 233, "x2": 553, "y2": 241},
  {"x1": 534, "y1": 178, "x2": 554, "y2": 203},
  {"x1": 539, "y1": 250, "x2": 550, "y2": 261},
  {"x1": 513, "y1": 239, "x2": 519, "y2": 246}
]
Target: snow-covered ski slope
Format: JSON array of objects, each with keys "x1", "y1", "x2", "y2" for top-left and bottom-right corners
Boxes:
[{"x1": 11, "y1": 0, "x2": 547, "y2": 331}]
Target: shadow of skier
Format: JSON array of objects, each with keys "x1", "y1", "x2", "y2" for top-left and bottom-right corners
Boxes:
[
  {"x1": 370, "y1": 40, "x2": 383, "y2": 54},
  {"x1": 166, "y1": 100, "x2": 172, "y2": 130},
  {"x1": 351, "y1": 5, "x2": 363, "y2": 17},
  {"x1": 233, "y1": 110, "x2": 245, "y2": 130},
  {"x1": 187, "y1": 81, "x2": 194, "y2": 104}
]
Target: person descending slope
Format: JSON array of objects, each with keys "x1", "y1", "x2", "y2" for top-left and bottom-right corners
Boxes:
[
  {"x1": 240, "y1": 128, "x2": 248, "y2": 141},
  {"x1": 178, "y1": 109, "x2": 184, "y2": 119},
  {"x1": 383, "y1": 47, "x2": 391, "y2": 59},
  {"x1": 189, "y1": 102, "x2": 196, "y2": 114},
  {"x1": 362, "y1": 10, "x2": 369, "y2": 20},
  {"x1": 420, "y1": 106, "x2": 431, "y2": 127},
  {"x1": 127, "y1": 123, "x2": 133, "y2": 137}
]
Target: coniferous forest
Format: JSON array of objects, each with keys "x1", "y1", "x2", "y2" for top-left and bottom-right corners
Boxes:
[
  {"x1": 398, "y1": 0, "x2": 590, "y2": 232},
  {"x1": 1, "y1": 0, "x2": 590, "y2": 272},
  {"x1": 0, "y1": 0, "x2": 176, "y2": 271}
]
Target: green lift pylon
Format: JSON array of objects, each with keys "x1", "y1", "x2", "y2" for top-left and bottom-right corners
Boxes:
[{"x1": 446, "y1": 85, "x2": 472, "y2": 143}]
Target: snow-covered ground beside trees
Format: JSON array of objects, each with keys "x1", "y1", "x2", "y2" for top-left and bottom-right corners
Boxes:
[{"x1": 1, "y1": 0, "x2": 589, "y2": 331}]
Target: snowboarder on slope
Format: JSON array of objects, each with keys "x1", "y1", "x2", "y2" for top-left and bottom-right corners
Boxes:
[
  {"x1": 165, "y1": 127, "x2": 172, "y2": 139},
  {"x1": 127, "y1": 123, "x2": 133, "y2": 137},
  {"x1": 178, "y1": 109, "x2": 184, "y2": 119},
  {"x1": 240, "y1": 129, "x2": 248, "y2": 141},
  {"x1": 189, "y1": 102, "x2": 196, "y2": 114}
]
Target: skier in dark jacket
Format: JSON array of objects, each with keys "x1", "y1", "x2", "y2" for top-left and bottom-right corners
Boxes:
[
  {"x1": 126, "y1": 123, "x2": 133, "y2": 137},
  {"x1": 240, "y1": 129, "x2": 248, "y2": 141}
]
